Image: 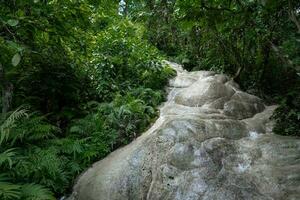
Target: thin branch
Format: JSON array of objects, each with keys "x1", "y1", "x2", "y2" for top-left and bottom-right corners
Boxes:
[
  {"x1": 288, "y1": 0, "x2": 300, "y2": 33},
  {"x1": 269, "y1": 41, "x2": 294, "y2": 67},
  {"x1": 4, "y1": 25, "x2": 16, "y2": 41}
]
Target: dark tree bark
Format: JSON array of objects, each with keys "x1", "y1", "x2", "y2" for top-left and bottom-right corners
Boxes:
[{"x1": 0, "y1": 63, "x2": 13, "y2": 116}]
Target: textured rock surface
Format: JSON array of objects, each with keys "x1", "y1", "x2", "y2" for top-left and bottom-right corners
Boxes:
[{"x1": 68, "y1": 61, "x2": 300, "y2": 200}]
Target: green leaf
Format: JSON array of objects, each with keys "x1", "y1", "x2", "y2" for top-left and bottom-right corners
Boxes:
[
  {"x1": 12, "y1": 53, "x2": 21, "y2": 66},
  {"x1": 7, "y1": 19, "x2": 19, "y2": 27},
  {"x1": 6, "y1": 40, "x2": 25, "y2": 52}
]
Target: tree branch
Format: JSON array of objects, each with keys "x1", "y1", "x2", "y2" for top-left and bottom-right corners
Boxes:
[{"x1": 288, "y1": 0, "x2": 300, "y2": 33}]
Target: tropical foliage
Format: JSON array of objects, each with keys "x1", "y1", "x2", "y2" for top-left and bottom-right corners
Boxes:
[
  {"x1": 124, "y1": 0, "x2": 300, "y2": 136},
  {"x1": 0, "y1": 0, "x2": 299, "y2": 199},
  {"x1": 0, "y1": 0, "x2": 174, "y2": 199}
]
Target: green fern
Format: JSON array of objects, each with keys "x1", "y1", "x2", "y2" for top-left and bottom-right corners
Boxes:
[
  {"x1": 51, "y1": 138, "x2": 86, "y2": 159},
  {"x1": 0, "y1": 148, "x2": 17, "y2": 168},
  {"x1": 0, "y1": 108, "x2": 28, "y2": 145},
  {"x1": 0, "y1": 174, "x2": 21, "y2": 200},
  {"x1": 21, "y1": 183, "x2": 55, "y2": 200},
  {"x1": 6, "y1": 113, "x2": 59, "y2": 145}
]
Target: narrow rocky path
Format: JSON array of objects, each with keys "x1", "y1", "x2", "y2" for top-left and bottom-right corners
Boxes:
[{"x1": 68, "y1": 62, "x2": 300, "y2": 200}]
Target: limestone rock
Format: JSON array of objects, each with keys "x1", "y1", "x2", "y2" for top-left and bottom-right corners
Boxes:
[
  {"x1": 223, "y1": 92, "x2": 265, "y2": 119},
  {"x1": 174, "y1": 77, "x2": 235, "y2": 107},
  {"x1": 68, "y1": 61, "x2": 300, "y2": 200}
]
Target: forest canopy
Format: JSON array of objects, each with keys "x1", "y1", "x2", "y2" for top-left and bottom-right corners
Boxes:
[
  {"x1": 122, "y1": 0, "x2": 300, "y2": 135},
  {"x1": 0, "y1": 0, "x2": 299, "y2": 199}
]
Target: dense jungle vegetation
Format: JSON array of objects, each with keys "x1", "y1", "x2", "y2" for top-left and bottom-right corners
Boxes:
[{"x1": 0, "y1": 0, "x2": 299, "y2": 199}]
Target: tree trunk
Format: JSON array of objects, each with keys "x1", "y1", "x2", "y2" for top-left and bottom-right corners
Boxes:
[
  {"x1": 123, "y1": 0, "x2": 128, "y2": 17},
  {"x1": 269, "y1": 41, "x2": 293, "y2": 66},
  {"x1": 258, "y1": 42, "x2": 271, "y2": 85},
  {"x1": 0, "y1": 63, "x2": 13, "y2": 117}
]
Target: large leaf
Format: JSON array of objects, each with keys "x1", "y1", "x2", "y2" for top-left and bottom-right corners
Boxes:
[
  {"x1": 6, "y1": 19, "x2": 19, "y2": 27},
  {"x1": 11, "y1": 53, "x2": 21, "y2": 66}
]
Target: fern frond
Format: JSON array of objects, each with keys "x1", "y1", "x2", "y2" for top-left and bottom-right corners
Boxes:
[
  {"x1": 21, "y1": 183, "x2": 55, "y2": 200},
  {"x1": 0, "y1": 174, "x2": 21, "y2": 200},
  {"x1": 52, "y1": 138, "x2": 85, "y2": 158},
  {"x1": 69, "y1": 125, "x2": 85, "y2": 134},
  {"x1": 1, "y1": 108, "x2": 28, "y2": 128},
  {"x1": 8, "y1": 114, "x2": 59, "y2": 144},
  {"x1": 0, "y1": 148, "x2": 17, "y2": 168},
  {"x1": 0, "y1": 108, "x2": 28, "y2": 145}
]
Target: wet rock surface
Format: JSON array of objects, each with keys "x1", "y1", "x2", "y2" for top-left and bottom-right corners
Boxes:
[{"x1": 68, "y1": 61, "x2": 300, "y2": 200}]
